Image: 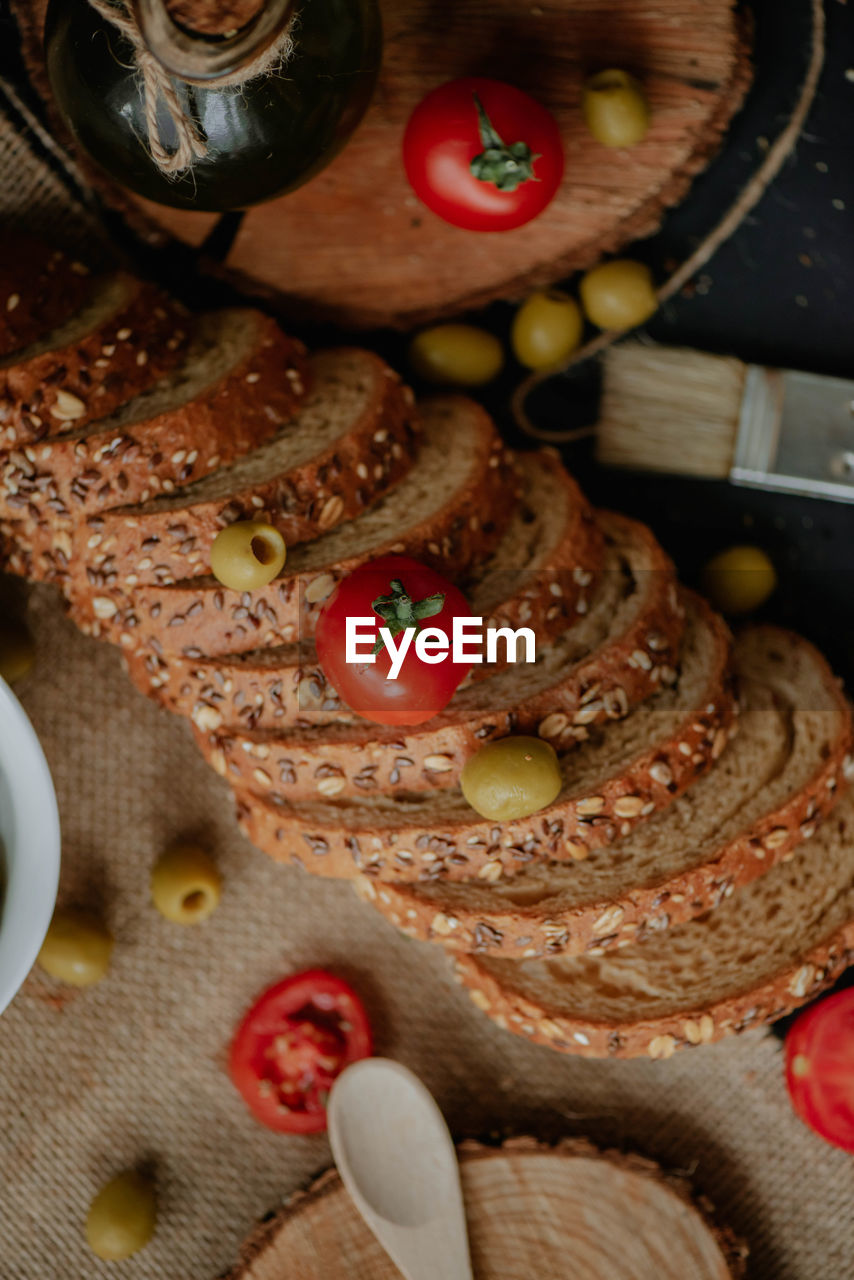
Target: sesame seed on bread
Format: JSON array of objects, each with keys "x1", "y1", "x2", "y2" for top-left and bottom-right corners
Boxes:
[
  {"x1": 356, "y1": 628, "x2": 853, "y2": 956},
  {"x1": 233, "y1": 592, "x2": 735, "y2": 884}
]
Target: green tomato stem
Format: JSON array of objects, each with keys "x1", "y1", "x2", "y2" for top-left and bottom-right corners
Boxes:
[
  {"x1": 371, "y1": 578, "x2": 445, "y2": 656},
  {"x1": 470, "y1": 93, "x2": 540, "y2": 192}
]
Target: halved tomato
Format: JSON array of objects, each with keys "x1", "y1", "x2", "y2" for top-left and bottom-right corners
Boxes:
[
  {"x1": 229, "y1": 970, "x2": 373, "y2": 1134},
  {"x1": 785, "y1": 987, "x2": 854, "y2": 1153}
]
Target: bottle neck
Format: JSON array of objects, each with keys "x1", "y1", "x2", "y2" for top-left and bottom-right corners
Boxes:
[{"x1": 130, "y1": 0, "x2": 298, "y2": 83}]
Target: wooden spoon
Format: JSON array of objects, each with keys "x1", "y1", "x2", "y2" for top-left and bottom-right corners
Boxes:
[{"x1": 328, "y1": 1059, "x2": 474, "y2": 1280}]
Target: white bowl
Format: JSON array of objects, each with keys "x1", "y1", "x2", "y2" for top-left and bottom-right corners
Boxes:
[{"x1": 0, "y1": 675, "x2": 60, "y2": 1015}]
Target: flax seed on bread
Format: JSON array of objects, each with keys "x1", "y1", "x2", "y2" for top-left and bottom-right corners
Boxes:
[
  {"x1": 455, "y1": 781, "x2": 854, "y2": 1058},
  {"x1": 68, "y1": 396, "x2": 518, "y2": 654},
  {"x1": 197, "y1": 511, "x2": 680, "y2": 798},
  {"x1": 78, "y1": 348, "x2": 417, "y2": 584},
  {"x1": 0, "y1": 272, "x2": 189, "y2": 447},
  {"x1": 133, "y1": 453, "x2": 608, "y2": 736},
  {"x1": 233, "y1": 593, "x2": 734, "y2": 883},
  {"x1": 356, "y1": 630, "x2": 853, "y2": 956},
  {"x1": 0, "y1": 310, "x2": 310, "y2": 581}
]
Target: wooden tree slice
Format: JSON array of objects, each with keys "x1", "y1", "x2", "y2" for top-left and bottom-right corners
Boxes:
[
  {"x1": 13, "y1": 0, "x2": 751, "y2": 329},
  {"x1": 227, "y1": 1139, "x2": 747, "y2": 1279}
]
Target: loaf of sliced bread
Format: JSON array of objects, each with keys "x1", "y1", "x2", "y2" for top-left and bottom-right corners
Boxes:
[
  {"x1": 454, "y1": 782, "x2": 854, "y2": 1059},
  {"x1": 356, "y1": 630, "x2": 853, "y2": 955},
  {"x1": 0, "y1": 236, "x2": 94, "y2": 358},
  {"x1": 68, "y1": 396, "x2": 518, "y2": 653},
  {"x1": 129, "y1": 453, "x2": 609, "y2": 735},
  {"x1": 78, "y1": 349, "x2": 417, "y2": 584},
  {"x1": 0, "y1": 310, "x2": 310, "y2": 581},
  {"x1": 199, "y1": 511, "x2": 681, "y2": 797},
  {"x1": 233, "y1": 593, "x2": 735, "y2": 883},
  {"x1": 0, "y1": 272, "x2": 189, "y2": 446}
]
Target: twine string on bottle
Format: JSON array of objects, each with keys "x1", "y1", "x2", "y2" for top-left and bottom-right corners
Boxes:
[{"x1": 87, "y1": 0, "x2": 295, "y2": 174}]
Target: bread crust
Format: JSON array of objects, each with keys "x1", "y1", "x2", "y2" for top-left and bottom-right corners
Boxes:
[
  {"x1": 0, "y1": 237, "x2": 94, "y2": 358},
  {"x1": 66, "y1": 399, "x2": 519, "y2": 656},
  {"x1": 75, "y1": 350, "x2": 417, "y2": 584},
  {"x1": 0, "y1": 314, "x2": 311, "y2": 580},
  {"x1": 233, "y1": 595, "x2": 735, "y2": 884},
  {"x1": 349, "y1": 633, "x2": 854, "y2": 956},
  {"x1": 0, "y1": 274, "x2": 189, "y2": 447},
  {"x1": 453, "y1": 908, "x2": 854, "y2": 1061},
  {"x1": 196, "y1": 514, "x2": 682, "y2": 800}
]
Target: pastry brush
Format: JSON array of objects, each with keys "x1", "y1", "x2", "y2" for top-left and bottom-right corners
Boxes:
[{"x1": 596, "y1": 343, "x2": 854, "y2": 502}]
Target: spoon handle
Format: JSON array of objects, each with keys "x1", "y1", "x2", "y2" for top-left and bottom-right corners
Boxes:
[{"x1": 329, "y1": 1060, "x2": 474, "y2": 1280}]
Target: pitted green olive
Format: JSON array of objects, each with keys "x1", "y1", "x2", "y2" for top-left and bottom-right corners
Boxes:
[
  {"x1": 85, "y1": 1170, "x2": 156, "y2": 1260},
  {"x1": 461, "y1": 736, "x2": 562, "y2": 821},
  {"x1": 582, "y1": 70, "x2": 650, "y2": 148},
  {"x1": 0, "y1": 617, "x2": 35, "y2": 683},
  {"x1": 579, "y1": 259, "x2": 658, "y2": 331},
  {"x1": 37, "y1": 909, "x2": 114, "y2": 986},
  {"x1": 151, "y1": 844, "x2": 221, "y2": 924},
  {"x1": 209, "y1": 521, "x2": 286, "y2": 592}
]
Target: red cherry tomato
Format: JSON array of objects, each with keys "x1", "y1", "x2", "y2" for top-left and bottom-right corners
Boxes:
[
  {"x1": 785, "y1": 988, "x2": 854, "y2": 1153},
  {"x1": 229, "y1": 970, "x2": 372, "y2": 1134},
  {"x1": 403, "y1": 77, "x2": 564, "y2": 232},
  {"x1": 315, "y1": 555, "x2": 473, "y2": 726}
]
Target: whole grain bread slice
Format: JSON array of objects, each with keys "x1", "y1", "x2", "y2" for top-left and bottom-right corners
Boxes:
[
  {"x1": 196, "y1": 510, "x2": 679, "y2": 796},
  {"x1": 454, "y1": 780, "x2": 854, "y2": 1059},
  {"x1": 0, "y1": 309, "x2": 310, "y2": 580},
  {"x1": 77, "y1": 348, "x2": 417, "y2": 584},
  {"x1": 0, "y1": 272, "x2": 189, "y2": 447},
  {"x1": 356, "y1": 629, "x2": 853, "y2": 956},
  {"x1": 68, "y1": 396, "x2": 518, "y2": 653},
  {"x1": 234, "y1": 593, "x2": 735, "y2": 883},
  {"x1": 127, "y1": 453, "x2": 609, "y2": 734},
  {"x1": 0, "y1": 235, "x2": 94, "y2": 358}
]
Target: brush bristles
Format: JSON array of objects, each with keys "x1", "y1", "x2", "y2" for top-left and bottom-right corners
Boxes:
[{"x1": 596, "y1": 344, "x2": 747, "y2": 478}]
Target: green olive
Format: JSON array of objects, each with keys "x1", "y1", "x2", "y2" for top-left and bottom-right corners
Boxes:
[
  {"x1": 461, "y1": 736, "x2": 562, "y2": 821},
  {"x1": 85, "y1": 1170, "x2": 156, "y2": 1261},
  {"x1": 701, "y1": 545, "x2": 777, "y2": 615},
  {"x1": 151, "y1": 843, "x2": 222, "y2": 924},
  {"x1": 409, "y1": 324, "x2": 504, "y2": 387},
  {"x1": 579, "y1": 259, "x2": 658, "y2": 331},
  {"x1": 0, "y1": 617, "x2": 35, "y2": 683},
  {"x1": 582, "y1": 70, "x2": 650, "y2": 148},
  {"x1": 37, "y1": 909, "x2": 114, "y2": 986},
  {"x1": 209, "y1": 521, "x2": 286, "y2": 592},
  {"x1": 512, "y1": 291, "x2": 584, "y2": 370}
]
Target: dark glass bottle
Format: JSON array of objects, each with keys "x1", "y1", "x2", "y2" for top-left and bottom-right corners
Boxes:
[{"x1": 45, "y1": 0, "x2": 382, "y2": 212}]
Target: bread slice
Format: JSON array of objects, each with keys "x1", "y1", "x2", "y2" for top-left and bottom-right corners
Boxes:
[
  {"x1": 356, "y1": 630, "x2": 853, "y2": 956},
  {"x1": 454, "y1": 780, "x2": 854, "y2": 1059},
  {"x1": 0, "y1": 272, "x2": 189, "y2": 447},
  {"x1": 234, "y1": 593, "x2": 735, "y2": 883},
  {"x1": 68, "y1": 396, "x2": 519, "y2": 654},
  {"x1": 0, "y1": 310, "x2": 310, "y2": 581},
  {"x1": 77, "y1": 348, "x2": 417, "y2": 585},
  {"x1": 125, "y1": 454, "x2": 608, "y2": 733},
  {"x1": 0, "y1": 236, "x2": 94, "y2": 359},
  {"x1": 198, "y1": 511, "x2": 681, "y2": 797}
]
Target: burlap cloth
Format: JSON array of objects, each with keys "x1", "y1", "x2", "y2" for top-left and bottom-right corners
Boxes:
[{"x1": 1, "y1": 70, "x2": 853, "y2": 1280}]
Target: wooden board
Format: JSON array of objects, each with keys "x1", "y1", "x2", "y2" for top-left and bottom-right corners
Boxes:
[
  {"x1": 13, "y1": 0, "x2": 751, "y2": 329},
  {"x1": 226, "y1": 1140, "x2": 747, "y2": 1279}
]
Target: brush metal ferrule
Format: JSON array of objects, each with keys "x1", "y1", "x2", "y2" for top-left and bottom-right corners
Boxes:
[{"x1": 731, "y1": 365, "x2": 854, "y2": 502}]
